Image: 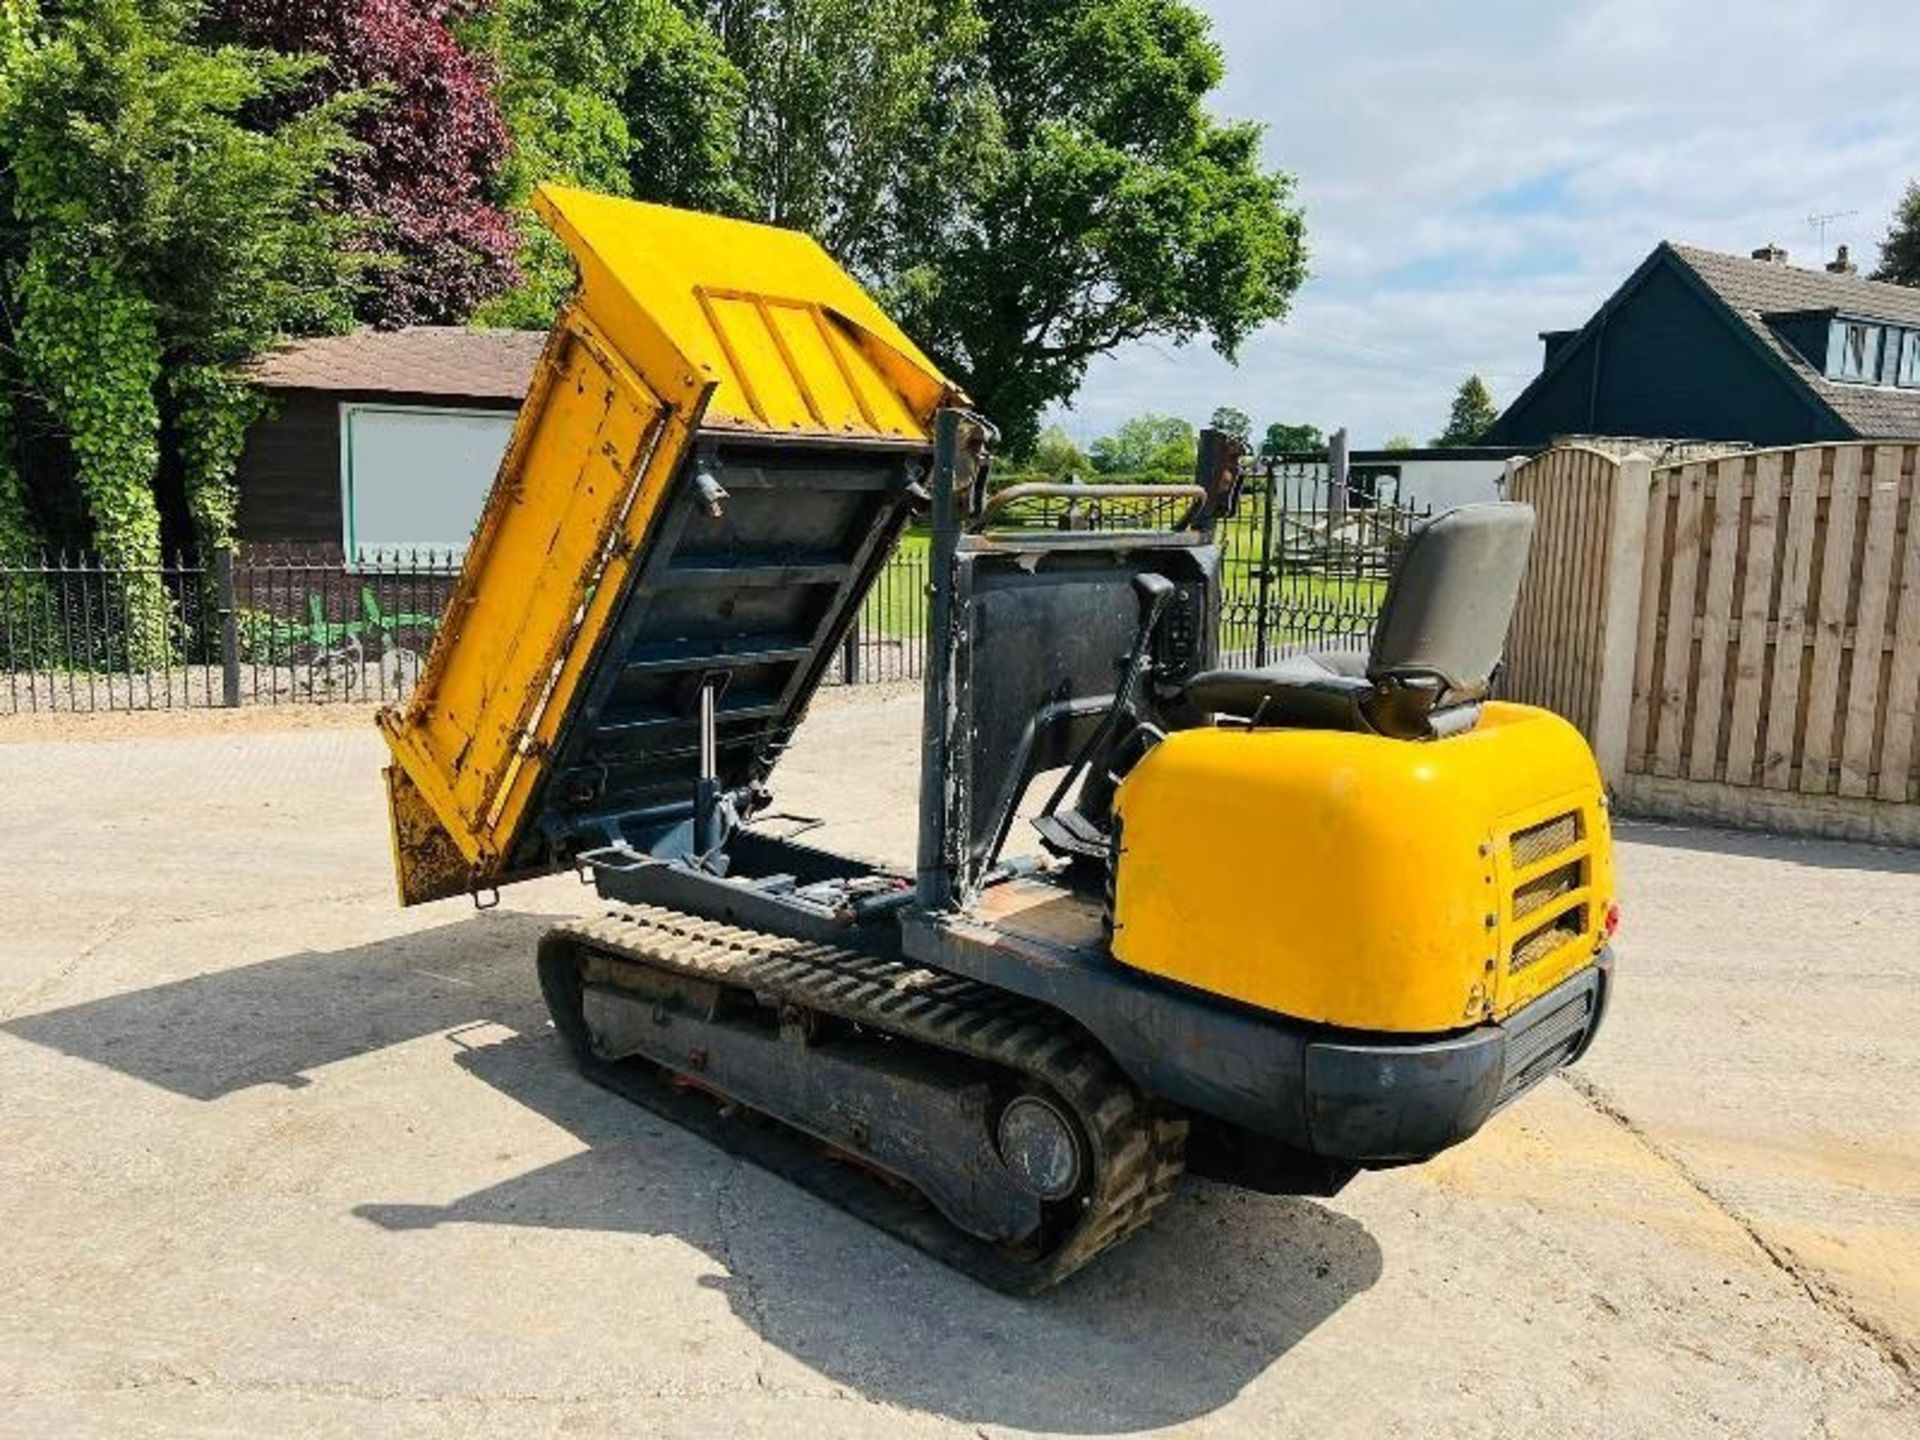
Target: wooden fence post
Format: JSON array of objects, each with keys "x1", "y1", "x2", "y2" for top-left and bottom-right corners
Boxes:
[{"x1": 1589, "y1": 452, "x2": 1652, "y2": 787}]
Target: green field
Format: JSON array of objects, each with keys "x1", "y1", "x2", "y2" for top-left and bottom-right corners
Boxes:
[{"x1": 858, "y1": 517, "x2": 1391, "y2": 642}]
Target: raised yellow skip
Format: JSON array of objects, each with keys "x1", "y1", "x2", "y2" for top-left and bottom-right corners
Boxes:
[{"x1": 378, "y1": 185, "x2": 959, "y2": 904}]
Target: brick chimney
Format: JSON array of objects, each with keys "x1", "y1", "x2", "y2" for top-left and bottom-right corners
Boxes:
[
  {"x1": 1751, "y1": 242, "x2": 1790, "y2": 264},
  {"x1": 1826, "y1": 244, "x2": 1858, "y2": 276}
]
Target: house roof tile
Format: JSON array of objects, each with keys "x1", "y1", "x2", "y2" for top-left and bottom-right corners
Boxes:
[
  {"x1": 1668, "y1": 244, "x2": 1920, "y2": 438},
  {"x1": 248, "y1": 326, "x2": 543, "y2": 400}
]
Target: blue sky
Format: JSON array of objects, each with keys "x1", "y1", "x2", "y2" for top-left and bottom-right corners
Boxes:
[{"x1": 1051, "y1": 0, "x2": 1920, "y2": 448}]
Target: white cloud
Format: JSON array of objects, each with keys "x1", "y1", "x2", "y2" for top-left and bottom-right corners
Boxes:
[{"x1": 1051, "y1": 0, "x2": 1920, "y2": 448}]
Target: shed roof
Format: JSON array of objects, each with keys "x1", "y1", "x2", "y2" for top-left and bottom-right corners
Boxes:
[
  {"x1": 249, "y1": 326, "x2": 544, "y2": 400},
  {"x1": 1667, "y1": 245, "x2": 1920, "y2": 438}
]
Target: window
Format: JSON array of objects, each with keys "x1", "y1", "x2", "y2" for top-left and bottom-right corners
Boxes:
[
  {"x1": 340, "y1": 404, "x2": 518, "y2": 564},
  {"x1": 1830, "y1": 320, "x2": 1881, "y2": 381},
  {"x1": 1880, "y1": 328, "x2": 1906, "y2": 385},
  {"x1": 1900, "y1": 329, "x2": 1920, "y2": 389}
]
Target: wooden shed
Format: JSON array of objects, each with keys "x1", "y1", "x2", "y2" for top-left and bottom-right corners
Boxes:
[{"x1": 237, "y1": 327, "x2": 543, "y2": 557}]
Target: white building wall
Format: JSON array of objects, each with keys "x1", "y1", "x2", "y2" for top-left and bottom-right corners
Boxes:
[{"x1": 1382, "y1": 456, "x2": 1512, "y2": 512}]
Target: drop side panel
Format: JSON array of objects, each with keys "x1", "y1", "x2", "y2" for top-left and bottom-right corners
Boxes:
[{"x1": 380, "y1": 313, "x2": 692, "y2": 892}]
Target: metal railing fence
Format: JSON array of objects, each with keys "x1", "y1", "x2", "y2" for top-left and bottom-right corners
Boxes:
[
  {"x1": 1, "y1": 546, "x2": 461, "y2": 714},
  {"x1": 2, "y1": 465, "x2": 1419, "y2": 714}
]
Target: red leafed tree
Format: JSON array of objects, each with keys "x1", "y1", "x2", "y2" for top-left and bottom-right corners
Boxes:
[{"x1": 216, "y1": 0, "x2": 518, "y2": 326}]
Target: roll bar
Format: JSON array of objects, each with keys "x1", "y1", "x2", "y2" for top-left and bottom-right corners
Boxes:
[{"x1": 973, "y1": 482, "x2": 1208, "y2": 532}]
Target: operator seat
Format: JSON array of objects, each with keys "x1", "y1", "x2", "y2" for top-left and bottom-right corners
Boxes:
[{"x1": 1181, "y1": 502, "x2": 1535, "y2": 740}]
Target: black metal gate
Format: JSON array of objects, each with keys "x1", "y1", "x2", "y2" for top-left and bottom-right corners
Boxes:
[{"x1": 1218, "y1": 456, "x2": 1429, "y2": 669}]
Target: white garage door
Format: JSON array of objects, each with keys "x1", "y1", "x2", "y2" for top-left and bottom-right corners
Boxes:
[{"x1": 341, "y1": 403, "x2": 518, "y2": 562}]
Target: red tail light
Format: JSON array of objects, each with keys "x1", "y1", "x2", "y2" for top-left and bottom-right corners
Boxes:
[{"x1": 1602, "y1": 900, "x2": 1621, "y2": 938}]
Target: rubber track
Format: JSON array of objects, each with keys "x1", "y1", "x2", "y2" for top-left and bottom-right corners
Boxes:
[{"x1": 540, "y1": 903, "x2": 1186, "y2": 1293}]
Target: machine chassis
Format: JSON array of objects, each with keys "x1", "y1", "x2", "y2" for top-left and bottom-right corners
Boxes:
[{"x1": 584, "y1": 839, "x2": 1614, "y2": 1181}]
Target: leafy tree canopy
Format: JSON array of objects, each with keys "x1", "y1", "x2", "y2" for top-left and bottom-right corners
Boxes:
[
  {"x1": 1872, "y1": 179, "x2": 1920, "y2": 287},
  {"x1": 1381, "y1": 434, "x2": 1415, "y2": 453},
  {"x1": 879, "y1": 0, "x2": 1306, "y2": 454},
  {"x1": 215, "y1": 0, "x2": 518, "y2": 327},
  {"x1": 479, "y1": 0, "x2": 748, "y2": 325},
  {"x1": 0, "y1": 0, "x2": 364, "y2": 647},
  {"x1": 482, "y1": 0, "x2": 1304, "y2": 451},
  {"x1": 8, "y1": 0, "x2": 364, "y2": 361},
  {"x1": 621, "y1": 2, "x2": 749, "y2": 211},
  {"x1": 1434, "y1": 374, "x2": 1497, "y2": 447},
  {"x1": 1088, "y1": 413, "x2": 1196, "y2": 476},
  {"x1": 1209, "y1": 405, "x2": 1250, "y2": 444},
  {"x1": 1021, "y1": 424, "x2": 1091, "y2": 479},
  {"x1": 697, "y1": 0, "x2": 982, "y2": 275},
  {"x1": 1260, "y1": 421, "x2": 1324, "y2": 456}
]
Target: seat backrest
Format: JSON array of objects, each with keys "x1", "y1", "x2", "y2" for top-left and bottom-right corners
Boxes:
[{"x1": 1367, "y1": 502, "x2": 1535, "y2": 699}]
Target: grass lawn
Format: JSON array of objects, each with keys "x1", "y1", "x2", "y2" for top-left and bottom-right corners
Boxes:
[
  {"x1": 857, "y1": 516, "x2": 1392, "y2": 642},
  {"x1": 860, "y1": 530, "x2": 931, "y2": 638}
]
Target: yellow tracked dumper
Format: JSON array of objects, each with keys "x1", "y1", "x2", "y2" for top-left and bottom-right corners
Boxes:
[{"x1": 380, "y1": 186, "x2": 1618, "y2": 1291}]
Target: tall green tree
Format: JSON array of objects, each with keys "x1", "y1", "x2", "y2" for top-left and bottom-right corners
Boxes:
[
  {"x1": 482, "y1": 0, "x2": 1302, "y2": 447},
  {"x1": 1022, "y1": 424, "x2": 1090, "y2": 479},
  {"x1": 213, "y1": 1, "x2": 517, "y2": 327},
  {"x1": 620, "y1": 3, "x2": 748, "y2": 211},
  {"x1": 1209, "y1": 405, "x2": 1251, "y2": 445},
  {"x1": 1260, "y1": 421, "x2": 1323, "y2": 457},
  {"x1": 1088, "y1": 414, "x2": 1196, "y2": 476},
  {"x1": 1872, "y1": 180, "x2": 1920, "y2": 287},
  {"x1": 1434, "y1": 374, "x2": 1498, "y2": 447},
  {"x1": 886, "y1": 0, "x2": 1306, "y2": 453},
  {"x1": 0, "y1": 0, "x2": 362, "y2": 658},
  {"x1": 481, "y1": 0, "x2": 748, "y2": 326},
  {"x1": 696, "y1": 0, "x2": 987, "y2": 277},
  {"x1": 0, "y1": 1, "x2": 36, "y2": 560}
]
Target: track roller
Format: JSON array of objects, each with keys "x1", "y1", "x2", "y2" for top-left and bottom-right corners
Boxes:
[{"x1": 537, "y1": 904, "x2": 1186, "y2": 1292}]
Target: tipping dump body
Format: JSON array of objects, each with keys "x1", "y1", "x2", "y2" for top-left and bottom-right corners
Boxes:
[{"x1": 380, "y1": 186, "x2": 960, "y2": 904}]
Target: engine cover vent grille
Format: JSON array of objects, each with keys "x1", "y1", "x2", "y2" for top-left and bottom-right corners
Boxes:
[
  {"x1": 1510, "y1": 811, "x2": 1581, "y2": 870},
  {"x1": 1513, "y1": 860, "x2": 1581, "y2": 918},
  {"x1": 1501, "y1": 807, "x2": 1593, "y2": 983},
  {"x1": 1510, "y1": 906, "x2": 1588, "y2": 974}
]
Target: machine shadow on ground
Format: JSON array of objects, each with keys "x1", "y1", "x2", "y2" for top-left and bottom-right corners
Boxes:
[
  {"x1": 4, "y1": 913, "x2": 1383, "y2": 1433},
  {"x1": 359, "y1": 1028, "x2": 1385, "y2": 1433},
  {"x1": 2, "y1": 909, "x2": 563, "y2": 1099}
]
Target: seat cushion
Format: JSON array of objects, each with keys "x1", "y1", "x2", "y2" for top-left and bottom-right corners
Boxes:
[{"x1": 1181, "y1": 650, "x2": 1373, "y2": 731}]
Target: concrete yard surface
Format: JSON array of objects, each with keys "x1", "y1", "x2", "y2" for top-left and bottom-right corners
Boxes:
[{"x1": 1, "y1": 688, "x2": 1916, "y2": 1437}]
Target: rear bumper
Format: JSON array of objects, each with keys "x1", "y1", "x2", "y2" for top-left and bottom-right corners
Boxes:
[
  {"x1": 1301, "y1": 950, "x2": 1613, "y2": 1163},
  {"x1": 900, "y1": 900, "x2": 1612, "y2": 1176}
]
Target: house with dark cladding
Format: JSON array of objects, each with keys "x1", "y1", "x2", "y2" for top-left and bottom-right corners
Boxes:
[{"x1": 1484, "y1": 242, "x2": 1920, "y2": 449}]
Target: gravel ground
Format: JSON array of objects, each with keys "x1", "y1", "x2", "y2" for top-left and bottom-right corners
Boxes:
[{"x1": 0, "y1": 687, "x2": 1915, "y2": 1437}]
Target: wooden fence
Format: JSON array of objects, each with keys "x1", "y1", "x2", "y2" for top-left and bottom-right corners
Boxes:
[
  {"x1": 1504, "y1": 445, "x2": 1642, "y2": 781},
  {"x1": 1504, "y1": 441, "x2": 1920, "y2": 845}
]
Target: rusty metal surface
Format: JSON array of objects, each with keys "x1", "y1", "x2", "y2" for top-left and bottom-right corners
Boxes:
[
  {"x1": 970, "y1": 878, "x2": 1106, "y2": 952},
  {"x1": 383, "y1": 765, "x2": 472, "y2": 906}
]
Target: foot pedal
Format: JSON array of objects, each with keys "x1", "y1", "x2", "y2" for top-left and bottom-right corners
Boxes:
[{"x1": 1031, "y1": 810, "x2": 1110, "y2": 860}]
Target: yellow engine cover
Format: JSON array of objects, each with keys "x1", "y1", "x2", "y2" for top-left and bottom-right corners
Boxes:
[{"x1": 1109, "y1": 702, "x2": 1614, "y2": 1033}]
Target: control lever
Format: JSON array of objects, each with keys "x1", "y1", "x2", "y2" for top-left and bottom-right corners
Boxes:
[{"x1": 1037, "y1": 572, "x2": 1176, "y2": 824}]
